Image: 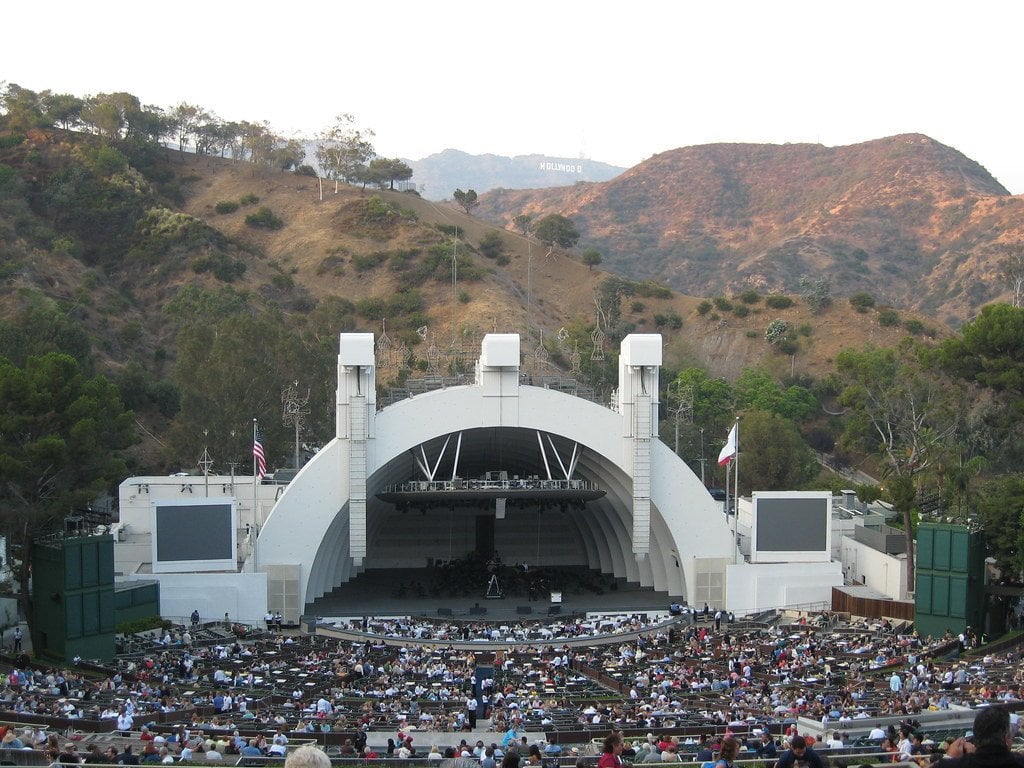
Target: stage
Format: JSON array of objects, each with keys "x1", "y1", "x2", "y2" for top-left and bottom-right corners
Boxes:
[{"x1": 304, "y1": 565, "x2": 673, "y2": 622}]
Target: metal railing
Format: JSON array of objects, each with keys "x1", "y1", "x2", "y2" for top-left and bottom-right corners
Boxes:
[{"x1": 380, "y1": 478, "x2": 602, "y2": 494}]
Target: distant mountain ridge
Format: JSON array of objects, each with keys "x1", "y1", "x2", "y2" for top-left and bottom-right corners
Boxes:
[
  {"x1": 404, "y1": 148, "x2": 625, "y2": 200},
  {"x1": 474, "y1": 134, "x2": 1024, "y2": 322}
]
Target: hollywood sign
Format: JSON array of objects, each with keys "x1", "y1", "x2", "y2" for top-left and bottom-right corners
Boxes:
[{"x1": 538, "y1": 161, "x2": 583, "y2": 174}]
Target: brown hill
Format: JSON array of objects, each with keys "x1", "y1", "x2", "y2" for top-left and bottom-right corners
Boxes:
[
  {"x1": 0, "y1": 132, "x2": 941, "y2": 395},
  {"x1": 120, "y1": 153, "x2": 944, "y2": 384},
  {"x1": 475, "y1": 134, "x2": 1024, "y2": 325}
]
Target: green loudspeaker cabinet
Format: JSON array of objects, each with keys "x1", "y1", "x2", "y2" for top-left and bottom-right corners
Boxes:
[
  {"x1": 31, "y1": 534, "x2": 115, "y2": 663},
  {"x1": 914, "y1": 523, "x2": 984, "y2": 640}
]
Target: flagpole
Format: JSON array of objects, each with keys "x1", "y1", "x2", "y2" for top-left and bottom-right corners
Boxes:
[
  {"x1": 724, "y1": 445, "x2": 730, "y2": 522},
  {"x1": 732, "y1": 417, "x2": 740, "y2": 565},
  {"x1": 253, "y1": 417, "x2": 259, "y2": 575}
]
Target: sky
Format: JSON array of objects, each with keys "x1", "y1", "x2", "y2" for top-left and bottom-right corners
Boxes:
[{"x1": 4, "y1": 1, "x2": 1022, "y2": 193}]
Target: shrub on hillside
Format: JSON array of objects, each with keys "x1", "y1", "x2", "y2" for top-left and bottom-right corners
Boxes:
[
  {"x1": 654, "y1": 312, "x2": 683, "y2": 330},
  {"x1": 244, "y1": 207, "x2": 283, "y2": 230},
  {"x1": 215, "y1": 200, "x2": 240, "y2": 214},
  {"x1": 192, "y1": 252, "x2": 247, "y2": 282},
  {"x1": 765, "y1": 319, "x2": 788, "y2": 343},
  {"x1": 364, "y1": 195, "x2": 394, "y2": 222},
  {"x1": 317, "y1": 254, "x2": 346, "y2": 276},
  {"x1": 351, "y1": 252, "x2": 388, "y2": 272},
  {"x1": 635, "y1": 281, "x2": 673, "y2": 299},
  {"x1": 697, "y1": 300, "x2": 713, "y2": 316},
  {"x1": 878, "y1": 309, "x2": 900, "y2": 327},
  {"x1": 849, "y1": 292, "x2": 876, "y2": 312},
  {"x1": 478, "y1": 231, "x2": 504, "y2": 259},
  {"x1": 240, "y1": 193, "x2": 260, "y2": 205},
  {"x1": 765, "y1": 294, "x2": 794, "y2": 309}
]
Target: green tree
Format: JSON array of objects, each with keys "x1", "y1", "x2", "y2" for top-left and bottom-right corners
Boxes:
[
  {"x1": 534, "y1": 214, "x2": 580, "y2": 249},
  {"x1": 734, "y1": 368, "x2": 815, "y2": 421},
  {"x1": 996, "y1": 243, "x2": 1024, "y2": 308},
  {"x1": 975, "y1": 474, "x2": 1024, "y2": 577},
  {"x1": 0, "y1": 83, "x2": 46, "y2": 131},
  {"x1": 194, "y1": 117, "x2": 229, "y2": 156},
  {"x1": 596, "y1": 276, "x2": 635, "y2": 330},
  {"x1": 512, "y1": 214, "x2": 532, "y2": 236},
  {"x1": 837, "y1": 342, "x2": 961, "y2": 592},
  {"x1": 737, "y1": 409, "x2": 817, "y2": 493},
  {"x1": 478, "y1": 231, "x2": 504, "y2": 259},
  {"x1": 367, "y1": 157, "x2": 412, "y2": 190},
  {"x1": 40, "y1": 92, "x2": 85, "y2": 130},
  {"x1": 314, "y1": 113, "x2": 375, "y2": 198},
  {"x1": 268, "y1": 138, "x2": 306, "y2": 171},
  {"x1": 0, "y1": 302, "x2": 95, "y2": 372},
  {"x1": 855, "y1": 483, "x2": 882, "y2": 505},
  {"x1": 799, "y1": 275, "x2": 832, "y2": 314},
  {"x1": 453, "y1": 188, "x2": 479, "y2": 215},
  {"x1": 669, "y1": 368, "x2": 734, "y2": 429},
  {"x1": 581, "y1": 246, "x2": 603, "y2": 270},
  {"x1": 80, "y1": 92, "x2": 144, "y2": 140},
  {"x1": 933, "y1": 450, "x2": 987, "y2": 520},
  {"x1": 940, "y1": 303, "x2": 1024, "y2": 395},
  {"x1": 167, "y1": 312, "x2": 329, "y2": 468},
  {"x1": 0, "y1": 353, "x2": 136, "y2": 635},
  {"x1": 848, "y1": 292, "x2": 876, "y2": 312},
  {"x1": 169, "y1": 103, "x2": 211, "y2": 152}
]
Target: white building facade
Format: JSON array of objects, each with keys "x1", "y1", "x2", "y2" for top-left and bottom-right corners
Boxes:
[{"x1": 117, "y1": 332, "x2": 851, "y2": 623}]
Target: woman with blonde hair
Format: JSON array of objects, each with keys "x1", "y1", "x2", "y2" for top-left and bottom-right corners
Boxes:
[{"x1": 284, "y1": 745, "x2": 331, "y2": 768}]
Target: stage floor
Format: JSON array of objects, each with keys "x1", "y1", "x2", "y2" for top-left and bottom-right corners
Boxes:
[{"x1": 305, "y1": 566, "x2": 672, "y2": 621}]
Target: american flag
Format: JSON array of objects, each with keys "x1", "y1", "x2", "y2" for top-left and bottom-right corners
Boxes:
[{"x1": 253, "y1": 433, "x2": 267, "y2": 478}]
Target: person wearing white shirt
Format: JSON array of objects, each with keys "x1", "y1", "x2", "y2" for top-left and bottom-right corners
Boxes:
[{"x1": 117, "y1": 711, "x2": 134, "y2": 733}]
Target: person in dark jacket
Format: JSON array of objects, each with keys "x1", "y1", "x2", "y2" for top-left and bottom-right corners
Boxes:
[
  {"x1": 774, "y1": 736, "x2": 824, "y2": 768},
  {"x1": 756, "y1": 733, "x2": 778, "y2": 761},
  {"x1": 941, "y1": 706, "x2": 1024, "y2": 768}
]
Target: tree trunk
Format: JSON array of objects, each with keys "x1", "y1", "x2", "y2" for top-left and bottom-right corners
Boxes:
[
  {"x1": 903, "y1": 508, "x2": 916, "y2": 596},
  {"x1": 17, "y1": 533, "x2": 33, "y2": 648}
]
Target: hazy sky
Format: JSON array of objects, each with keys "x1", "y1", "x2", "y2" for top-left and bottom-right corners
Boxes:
[{"x1": 4, "y1": 1, "x2": 1022, "y2": 192}]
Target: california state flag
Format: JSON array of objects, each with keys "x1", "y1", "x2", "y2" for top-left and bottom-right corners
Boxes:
[{"x1": 717, "y1": 423, "x2": 738, "y2": 466}]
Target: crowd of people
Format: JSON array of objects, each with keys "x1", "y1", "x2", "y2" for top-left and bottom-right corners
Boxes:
[
  {"x1": 0, "y1": 608, "x2": 1020, "y2": 766},
  {"x1": 330, "y1": 613, "x2": 669, "y2": 646}
]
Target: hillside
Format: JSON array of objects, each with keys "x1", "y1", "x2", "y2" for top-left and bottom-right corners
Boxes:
[
  {"x1": 403, "y1": 149, "x2": 625, "y2": 201},
  {"x1": 475, "y1": 134, "x2": 1024, "y2": 324},
  {"x1": 0, "y1": 131, "x2": 930, "y2": 391},
  {"x1": 0, "y1": 127, "x2": 974, "y2": 474}
]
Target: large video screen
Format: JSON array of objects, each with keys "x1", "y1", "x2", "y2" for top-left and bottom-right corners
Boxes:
[
  {"x1": 151, "y1": 499, "x2": 236, "y2": 573},
  {"x1": 751, "y1": 492, "x2": 830, "y2": 563}
]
